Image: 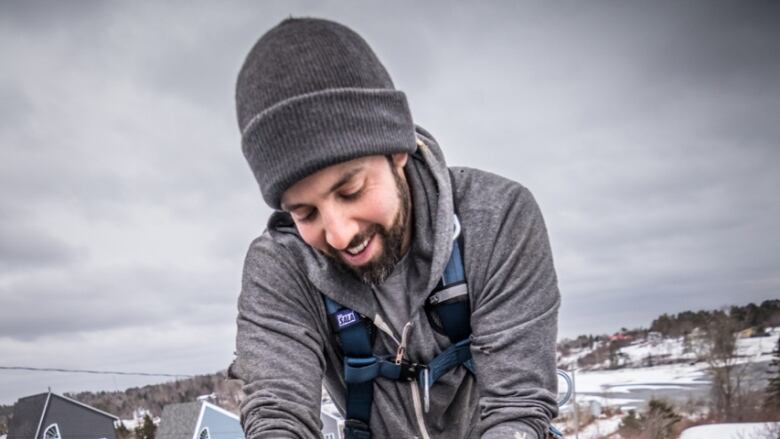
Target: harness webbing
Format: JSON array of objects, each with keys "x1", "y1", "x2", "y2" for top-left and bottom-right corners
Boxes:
[
  {"x1": 324, "y1": 227, "x2": 472, "y2": 439},
  {"x1": 324, "y1": 298, "x2": 375, "y2": 436}
]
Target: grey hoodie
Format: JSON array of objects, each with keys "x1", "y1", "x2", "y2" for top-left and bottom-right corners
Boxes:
[{"x1": 231, "y1": 127, "x2": 560, "y2": 438}]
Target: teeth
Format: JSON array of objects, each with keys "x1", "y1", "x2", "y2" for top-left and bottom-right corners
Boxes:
[{"x1": 346, "y1": 236, "x2": 370, "y2": 255}]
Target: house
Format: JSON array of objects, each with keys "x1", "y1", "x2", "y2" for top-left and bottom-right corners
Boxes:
[
  {"x1": 320, "y1": 402, "x2": 344, "y2": 439},
  {"x1": 738, "y1": 327, "x2": 764, "y2": 338},
  {"x1": 7, "y1": 391, "x2": 118, "y2": 439},
  {"x1": 156, "y1": 400, "x2": 243, "y2": 439},
  {"x1": 608, "y1": 332, "x2": 634, "y2": 342}
]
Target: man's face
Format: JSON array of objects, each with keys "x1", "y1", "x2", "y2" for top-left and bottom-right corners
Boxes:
[{"x1": 281, "y1": 153, "x2": 412, "y2": 285}]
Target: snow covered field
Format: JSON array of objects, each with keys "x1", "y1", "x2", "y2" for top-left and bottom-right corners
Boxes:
[
  {"x1": 558, "y1": 328, "x2": 779, "y2": 410},
  {"x1": 680, "y1": 422, "x2": 780, "y2": 439},
  {"x1": 552, "y1": 329, "x2": 779, "y2": 437}
]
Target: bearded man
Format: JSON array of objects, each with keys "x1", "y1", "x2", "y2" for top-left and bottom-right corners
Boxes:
[{"x1": 230, "y1": 17, "x2": 561, "y2": 439}]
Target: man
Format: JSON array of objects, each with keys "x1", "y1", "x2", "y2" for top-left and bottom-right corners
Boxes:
[{"x1": 230, "y1": 17, "x2": 560, "y2": 439}]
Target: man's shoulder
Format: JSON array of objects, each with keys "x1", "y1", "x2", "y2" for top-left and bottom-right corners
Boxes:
[
  {"x1": 243, "y1": 224, "x2": 310, "y2": 279},
  {"x1": 449, "y1": 166, "x2": 533, "y2": 211},
  {"x1": 244, "y1": 231, "x2": 290, "y2": 273}
]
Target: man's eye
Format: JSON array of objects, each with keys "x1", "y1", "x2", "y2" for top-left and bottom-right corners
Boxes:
[
  {"x1": 295, "y1": 209, "x2": 317, "y2": 223},
  {"x1": 340, "y1": 189, "x2": 362, "y2": 201}
]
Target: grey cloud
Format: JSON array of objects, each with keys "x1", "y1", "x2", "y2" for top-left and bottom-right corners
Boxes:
[
  {"x1": 0, "y1": 1, "x2": 108, "y2": 30},
  {"x1": 0, "y1": 263, "x2": 238, "y2": 340},
  {"x1": 0, "y1": 223, "x2": 82, "y2": 272},
  {"x1": 0, "y1": 85, "x2": 34, "y2": 133}
]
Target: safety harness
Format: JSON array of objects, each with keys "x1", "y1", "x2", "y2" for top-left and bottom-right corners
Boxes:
[{"x1": 324, "y1": 216, "x2": 564, "y2": 439}]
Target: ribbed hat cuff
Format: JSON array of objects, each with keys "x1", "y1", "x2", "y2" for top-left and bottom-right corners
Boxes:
[{"x1": 241, "y1": 88, "x2": 417, "y2": 209}]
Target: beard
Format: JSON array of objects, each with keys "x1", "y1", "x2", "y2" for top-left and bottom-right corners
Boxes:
[{"x1": 327, "y1": 162, "x2": 411, "y2": 285}]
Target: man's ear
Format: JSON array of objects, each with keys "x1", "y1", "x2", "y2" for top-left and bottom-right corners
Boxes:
[{"x1": 391, "y1": 152, "x2": 408, "y2": 169}]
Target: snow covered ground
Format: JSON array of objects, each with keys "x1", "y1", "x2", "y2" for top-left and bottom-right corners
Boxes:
[
  {"x1": 680, "y1": 422, "x2": 780, "y2": 439},
  {"x1": 557, "y1": 328, "x2": 779, "y2": 410},
  {"x1": 560, "y1": 328, "x2": 779, "y2": 371}
]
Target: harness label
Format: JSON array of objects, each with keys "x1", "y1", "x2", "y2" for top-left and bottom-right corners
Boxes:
[{"x1": 335, "y1": 309, "x2": 358, "y2": 329}]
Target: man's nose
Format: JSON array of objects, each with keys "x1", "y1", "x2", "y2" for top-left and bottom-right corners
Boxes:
[{"x1": 323, "y1": 210, "x2": 358, "y2": 251}]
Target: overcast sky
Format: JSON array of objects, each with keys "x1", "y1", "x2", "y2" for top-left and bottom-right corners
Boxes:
[{"x1": 1, "y1": 1, "x2": 778, "y2": 405}]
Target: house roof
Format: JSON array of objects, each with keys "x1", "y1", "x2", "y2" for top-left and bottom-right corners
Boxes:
[
  {"x1": 157, "y1": 401, "x2": 241, "y2": 439},
  {"x1": 200, "y1": 401, "x2": 240, "y2": 421},
  {"x1": 7, "y1": 393, "x2": 48, "y2": 438},
  {"x1": 7, "y1": 391, "x2": 119, "y2": 438},
  {"x1": 53, "y1": 393, "x2": 119, "y2": 420},
  {"x1": 156, "y1": 401, "x2": 202, "y2": 439}
]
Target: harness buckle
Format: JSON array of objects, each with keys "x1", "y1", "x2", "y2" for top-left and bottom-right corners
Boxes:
[{"x1": 396, "y1": 359, "x2": 420, "y2": 382}]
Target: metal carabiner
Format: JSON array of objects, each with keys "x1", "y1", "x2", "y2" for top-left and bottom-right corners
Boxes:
[{"x1": 422, "y1": 368, "x2": 430, "y2": 413}]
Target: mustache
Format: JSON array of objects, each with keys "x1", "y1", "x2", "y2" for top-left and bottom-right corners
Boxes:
[{"x1": 324, "y1": 223, "x2": 384, "y2": 258}]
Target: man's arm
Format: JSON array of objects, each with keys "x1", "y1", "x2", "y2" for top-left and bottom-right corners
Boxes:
[
  {"x1": 231, "y1": 236, "x2": 327, "y2": 439},
  {"x1": 463, "y1": 181, "x2": 560, "y2": 439}
]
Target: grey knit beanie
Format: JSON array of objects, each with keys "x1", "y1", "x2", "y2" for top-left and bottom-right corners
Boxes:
[{"x1": 236, "y1": 18, "x2": 417, "y2": 209}]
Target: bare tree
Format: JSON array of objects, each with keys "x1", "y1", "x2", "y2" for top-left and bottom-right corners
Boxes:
[
  {"x1": 765, "y1": 338, "x2": 780, "y2": 414},
  {"x1": 696, "y1": 311, "x2": 744, "y2": 420}
]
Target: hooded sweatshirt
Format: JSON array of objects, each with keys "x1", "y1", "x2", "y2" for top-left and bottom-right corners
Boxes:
[{"x1": 231, "y1": 127, "x2": 560, "y2": 439}]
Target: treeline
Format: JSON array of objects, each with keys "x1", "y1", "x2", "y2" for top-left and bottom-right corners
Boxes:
[
  {"x1": 65, "y1": 370, "x2": 242, "y2": 420},
  {"x1": 0, "y1": 404, "x2": 11, "y2": 435},
  {"x1": 650, "y1": 300, "x2": 780, "y2": 338},
  {"x1": 0, "y1": 372, "x2": 241, "y2": 433}
]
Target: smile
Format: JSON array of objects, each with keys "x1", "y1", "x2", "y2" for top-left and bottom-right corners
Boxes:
[
  {"x1": 341, "y1": 233, "x2": 376, "y2": 265},
  {"x1": 346, "y1": 236, "x2": 371, "y2": 255}
]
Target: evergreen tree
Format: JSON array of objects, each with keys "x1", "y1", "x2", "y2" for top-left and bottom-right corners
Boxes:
[
  {"x1": 134, "y1": 414, "x2": 157, "y2": 439},
  {"x1": 765, "y1": 337, "x2": 780, "y2": 412},
  {"x1": 617, "y1": 400, "x2": 681, "y2": 439},
  {"x1": 115, "y1": 421, "x2": 132, "y2": 439}
]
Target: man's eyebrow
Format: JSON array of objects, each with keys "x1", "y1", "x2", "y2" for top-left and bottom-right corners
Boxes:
[
  {"x1": 282, "y1": 165, "x2": 364, "y2": 212},
  {"x1": 327, "y1": 166, "x2": 364, "y2": 194}
]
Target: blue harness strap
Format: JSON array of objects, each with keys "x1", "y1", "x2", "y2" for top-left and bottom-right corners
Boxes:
[
  {"x1": 324, "y1": 297, "x2": 375, "y2": 437},
  {"x1": 324, "y1": 230, "x2": 472, "y2": 439}
]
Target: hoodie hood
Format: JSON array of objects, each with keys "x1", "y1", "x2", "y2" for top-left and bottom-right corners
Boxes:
[{"x1": 265, "y1": 125, "x2": 454, "y2": 317}]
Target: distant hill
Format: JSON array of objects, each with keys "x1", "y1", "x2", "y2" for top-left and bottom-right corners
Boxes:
[
  {"x1": 0, "y1": 371, "x2": 242, "y2": 433},
  {"x1": 557, "y1": 299, "x2": 780, "y2": 369},
  {"x1": 65, "y1": 370, "x2": 243, "y2": 420}
]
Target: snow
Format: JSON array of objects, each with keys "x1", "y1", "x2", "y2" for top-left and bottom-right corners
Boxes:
[
  {"x1": 575, "y1": 363, "x2": 708, "y2": 393},
  {"x1": 620, "y1": 337, "x2": 696, "y2": 363},
  {"x1": 735, "y1": 328, "x2": 780, "y2": 363},
  {"x1": 560, "y1": 328, "x2": 779, "y2": 371},
  {"x1": 680, "y1": 422, "x2": 780, "y2": 439},
  {"x1": 555, "y1": 328, "x2": 780, "y2": 411},
  {"x1": 321, "y1": 400, "x2": 342, "y2": 419},
  {"x1": 117, "y1": 418, "x2": 140, "y2": 430}
]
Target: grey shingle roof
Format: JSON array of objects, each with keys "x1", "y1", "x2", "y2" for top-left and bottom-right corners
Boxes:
[{"x1": 156, "y1": 401, "x2": 202, "y2": 439}]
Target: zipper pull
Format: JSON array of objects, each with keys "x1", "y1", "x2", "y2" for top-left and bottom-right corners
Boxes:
[
  {"x1": 372, "y1": 314, "x2": 400, "y2": 345},
  {"x1": 394, "y1": 322, "x2": 413, "y2": 365}
]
